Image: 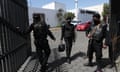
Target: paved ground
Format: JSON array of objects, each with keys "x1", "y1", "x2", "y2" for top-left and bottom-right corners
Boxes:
[{"x1": 23, "y1": 28, "x2": 120, "y2": 72}]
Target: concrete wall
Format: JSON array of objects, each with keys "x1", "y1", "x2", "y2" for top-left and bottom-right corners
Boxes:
[
  {"x1": 28, "y1": 7, "x2": 58, "y2": 27},
  {"x1": 78, "y1": 12, "x2": 93, "y2": 23},
  {"x1": 82, "y1": 4, "x2": 104, "y2": 19},
  {"x1": 42, "y1": 2, "x2": 55, "y2": 10},
  {"x1": 67, "y1": 9, "x2": 95, "y2": 22},
  {"x1": 54, "y1": 2, "x2": 66, "y2": 11},
  {"x1": 42, "y1": 1, "x2": 66, "y2": 11}
]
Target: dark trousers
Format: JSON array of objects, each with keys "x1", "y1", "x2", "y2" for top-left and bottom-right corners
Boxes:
[
  {"x1": 87, "y1": 39, "x2": 102, "y2": 69},
  {"x1": 34, "y1": 39, "x2": 51, "y2": 67},
  {"x1": 108, "y1": 42, "x2": 114, "y2": 65},
  {"x1": 64, "y1": 37, "x2": 73, "y2": 59}
]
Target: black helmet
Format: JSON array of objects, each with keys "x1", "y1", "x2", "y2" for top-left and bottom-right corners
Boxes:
[
  {"x1": 93, "y1": 13, "x2": 100, "y2": 19},
  {"x1": 33, "y1": 13, "x2": 40, "y2": 19}
]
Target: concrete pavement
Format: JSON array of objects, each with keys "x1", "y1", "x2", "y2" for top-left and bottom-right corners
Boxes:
[{"x1": 22, "y1": 29, "x2": 120, "y2": 72}]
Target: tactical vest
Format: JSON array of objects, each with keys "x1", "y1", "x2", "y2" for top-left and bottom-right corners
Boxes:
[
  {"x1": 64, "y1": 24, "x2": 74, "y2": 38},
  {"x1": 33, "y1": 22, "x2": 48, "y2": 40},
  {"x1": 91, "y1": 24, "x2": 106, "y2": 41}
]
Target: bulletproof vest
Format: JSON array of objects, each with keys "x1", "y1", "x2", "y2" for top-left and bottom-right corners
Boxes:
[
  {"x1": 64, "y1": 24, "x2": 74, "y2": 38},
  {"x1": 33, "y1": 22, "x2": 48, "y2": 40},
  {"x1": 92, "y1": 24, "x2": 105, "y2": 41}
]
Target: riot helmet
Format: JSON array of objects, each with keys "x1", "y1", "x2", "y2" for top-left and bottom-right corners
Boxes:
[
  {"x1": 93, "y1": 13, "x2": 101, "y2": 19},
  {"x1": 33, "y1": 13, "x2": 41, "y2": 23},
  {"x1": 66, "y1": 17, "x2": 72, "y2": 24},
  {"x1": 92, "y1": 13, "x2": 101, "y2": 25}
]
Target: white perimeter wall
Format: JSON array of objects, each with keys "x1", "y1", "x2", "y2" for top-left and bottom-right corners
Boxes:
[
  {"x1": 42, "y1": 2, "x2": 66, "y2": 11},
  {"x1": 67, "y1": 9, "x2": 93, "y2": 22},
  {"x1": 28, "y1": 7, "x2": 58, "y2": 27},
  {"x1": 83, "y1": 4, "x2": 104, "y2": 20},
  {"x1": 78, "y1": 12, "x2": 93, "y2": 23}
]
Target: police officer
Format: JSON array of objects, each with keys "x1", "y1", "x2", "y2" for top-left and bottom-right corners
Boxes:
[
  {"x1": 60, "y1": 17, "x2": 76, "y2": 64},
  {"x1": 84, "y1": 13, "x2": 107, "y2": 72},
  {"x1": 19, "y1": 14, "x2": 56, "y2": 72}
]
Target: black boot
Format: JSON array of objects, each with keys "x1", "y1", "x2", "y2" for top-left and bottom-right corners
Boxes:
[
  {"x1": 40, "y1": 66, "x2": 47, "y2": 72},
  {"x1": 107, "y1": 62, "x2": 115, "y2": 68},
  {"x1": 66, "y1": 57, "x2": 71, "y2": 64},
  {"x1": 67, "y1": 58, "x2": 71, "y2": 64},
  {"x1": 108, "y1": 59, "x2": 115, "y2": 68}
]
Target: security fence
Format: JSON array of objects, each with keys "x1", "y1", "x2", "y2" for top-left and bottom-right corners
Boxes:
[
  {"x1": 110, "y1": 0, "x2": 120, "y2": 57},
  {"x1": 0, "y1": 0, "x2": 31, "y2": 72}
]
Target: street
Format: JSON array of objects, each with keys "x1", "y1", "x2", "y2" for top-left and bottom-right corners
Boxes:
[{"x1": 23, "y1": 29, "x2": 118, "y2": 72}]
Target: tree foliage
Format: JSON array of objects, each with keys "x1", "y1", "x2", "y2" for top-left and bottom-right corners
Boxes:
[
  {"x1": 56, "y1": 10, "x2": 75, "y2": 27},
  {"x1": 102, "y1": 3, "x2": 110, "y2": 16},
  {"x1": 57, "y1": 9, "x2": 64, "y2": 24},
  {"x1": 64, "y1": 12, "x2": 75, "y2": 20}
]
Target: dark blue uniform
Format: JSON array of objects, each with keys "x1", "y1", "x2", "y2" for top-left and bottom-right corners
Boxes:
[
  {"x1": 61, "y1": 22, "x2": 76, "y2": 63},
  {"x1": 86, "y1": 23, "x2": 107, "y2": 70},
  {"x1": 24, "y1": 22, "x2": 55, "y2": 71}
]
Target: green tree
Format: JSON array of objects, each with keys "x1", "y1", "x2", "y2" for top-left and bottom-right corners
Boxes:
[
  {"x1": 102, "y1": 3, "x2": 110, "y2": 23},
  {"x1": 57, "y1": 9, "x2": 64, "y2": 24},
  {"x1": 102, "y1": 3, "x2": 110, "y2": 16},
  {"x1": 103, "y1": 3, "x2": 110, "y2": 15},
  {"x1": 64, "y1": 12, "x2": 75, "y2": 20}
]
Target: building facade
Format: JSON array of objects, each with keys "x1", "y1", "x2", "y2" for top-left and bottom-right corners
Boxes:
[
  {"x1": 28, "y1": 2, "x2": 104, "y2": 27},
  {"x1": 28, "y1": 7, "x2": 59, "y2": 27},
  {"x1": 67, "y1": 9, "x2": 97, "y2": 23},
  {"x1": 28, "y1": 1, "x2": 66, "y2": 27},
  {"x1": 83, "y1": 4, "x2": 104, "y2": 19},
  {"x1": 42, "y1": 1, "x2": 66, "y2": 11}
]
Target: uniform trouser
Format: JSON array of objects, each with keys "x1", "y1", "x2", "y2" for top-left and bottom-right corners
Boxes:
[
  {"x1": 64, "y1": 37, "x2": 73, "y2": 59},
  {"x1": 34, "y1": 39, "x2": 51, "y2": 67},
  {"x1": 108, "y1": 42, "x2": 114, "y2": 65},
  {"x1": 87, "y1": 39, "x2": 102, "y2": 70},
  {"x1": 87, "y1": 39, "x2": 92, "y2": 58}
]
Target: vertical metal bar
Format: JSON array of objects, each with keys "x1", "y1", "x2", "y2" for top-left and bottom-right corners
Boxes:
[
  {"x1": 1, "y1": 59, "x2": 4, "y2": 72},
  {"x1": 10, "y1": 54, "x2": 14, "y2": 72},
  {"x1": 0, "y1": 60, "x2": 3, "y2": 72},
  {"x1": 1, "y1": 0, "x2": 31, "y2": 72},
  {"x1": 1, "y1": 25, "x2": 6, "y2": 72},
  {"x1": 0, "y1": 0, "x2": 4, "y2": 69},
  {"x1": 2, "y1": 5, "x2": 8, "y2": 72},
  {"x1": 4, "y1": 0, "x2": 10, "y2": 71},
  {"x1": 0, "y1": 0, "x2": 3, "y2": 68},
  {"x1": 6, "y1": 1, "x2": 12, "y2": 71}
]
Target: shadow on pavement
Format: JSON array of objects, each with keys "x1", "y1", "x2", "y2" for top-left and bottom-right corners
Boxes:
[
  {"x1": 101, "y1": 58, "x2": 111, "y2": 68},
  {"x1": 28, "y1": 49, "x2": 93, "y2": 72},
  {"x1": 48, "y1": 57, "x2": 66, "y2": 72},
  {"x1": 30, "y1": 52, "x2": 38, "y2": 60},
  {"x1": 47, "y1": 50, "x2": 86, "y2": 72},
  {"x1": 71, "y1": 51, "x2": 86, "y2": 61}
]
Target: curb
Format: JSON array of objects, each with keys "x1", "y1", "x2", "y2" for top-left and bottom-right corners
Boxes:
[{"x1": 17, "y1": 56, "x2": 32, "y2": 72}]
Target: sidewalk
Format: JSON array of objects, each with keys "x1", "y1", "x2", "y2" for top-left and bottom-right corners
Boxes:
[
  {"x1": 19, "y1": 46, "x2": 120, "y2": 72},
  {"x1": 23, "y1": 48, "x2": 60, "y2": 72},
  {"x1": 18, "y1": 30, "x2": 120, "y2": 72}
]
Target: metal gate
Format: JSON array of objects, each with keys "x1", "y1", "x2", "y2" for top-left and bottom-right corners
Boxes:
[
  {"x1": 110, "y1": 0, "x2": 120, "y2": 58},
  {"x1": 0, "y1": 0, "x2": 31, "y2": 72}
]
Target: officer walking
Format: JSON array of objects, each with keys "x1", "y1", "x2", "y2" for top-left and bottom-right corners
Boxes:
[
  {"x1": 60, "y1": 17, "x2": 76, "y2": 64},
  {"x1": 84, "y1": 13, "x2": 107, "y2": 72},
  {"x1": 18, "y1": 14, "x2": 56, "y2": 72}
]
